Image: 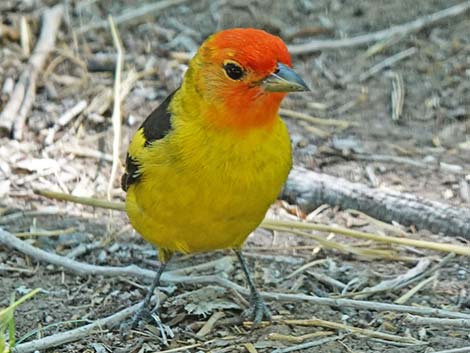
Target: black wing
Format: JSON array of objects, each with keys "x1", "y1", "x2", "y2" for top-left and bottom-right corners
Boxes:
[{"x1": 121, "y1": 90, "x2": 177, "y2": 191}]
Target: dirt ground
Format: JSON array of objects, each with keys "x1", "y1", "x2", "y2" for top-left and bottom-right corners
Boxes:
[{"x1": 1, "y1": 0, "x2": 470, "y2": 352}]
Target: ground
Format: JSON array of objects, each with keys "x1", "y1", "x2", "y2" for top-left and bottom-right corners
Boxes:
[{"x1": 1, "y1": 0, "x2": 470, "y2": 352}]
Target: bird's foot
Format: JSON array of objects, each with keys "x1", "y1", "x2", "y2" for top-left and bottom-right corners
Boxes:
[
  {"x1": 243, "y1": 292, "x2": 271, "y2": 330},
  {"x1": 121, "y1": 304, "x2": 173, "y2": 344},
  {"x1": 150, "y1": 312, "x2": 174, "y2": 345},
  {"x1": 130, "y1": 301, "x2": 153, "y2": 329}
]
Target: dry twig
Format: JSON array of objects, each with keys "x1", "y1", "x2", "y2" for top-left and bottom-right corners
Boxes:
[
  {"x1": 389, "y1": 71, "x2": 405, "y2": 122},
  {"x1": 32, "y1": 189, "x2": 470, "y2": 255},
  {"x1": 196, "y1": 312, "x2": 225, "y2": 337},
  {"x1": 351, "y1": 153, "x2": 464, "y2": 174},
  {"x1": 394, "y1": 274, "x2": 437, "y2": 304},
  {"x1": 405, "y1": 315, "x2": 470, "y2": 328},
  {"x1": 431, "y1": 348, "x2": 470, "y2": 353},
  {"x1": 1, "y1": 227, "x2": 469, "y2": 321},
  {"x1": 107, "y1": 16, "x2": 124, "y2": 200},
  {"x1": 263, "y1": 220, "x2": 470, "y2": 256},
  {"x1": 77, "y1": 0, "x2": 189, "y2": 33},
  {"x1": 281, "y1": 317, "x2": 425, "y2": 345},
  {"x1": 279, "y1": 108, "x2": 353, "y2": 128},
  {"x1": 271, "y1": 334, "x2": 347, "y2": 353},
  {"x1": 12, "y1": 303, "x2": 140, "y2": 353},
  {"x1": 45, "y1": 100, "x2": 87, "y2": 145},
  {"x1": 268, "y1": 331, "x2": 334, "y2": 344},
  {"x1": 354, "y1": 258, "x2": 431, "y2": 299},
  {"x1": 358, "y1": 47, "x2": 417, "y2": 82},
  {"x1": 0, "y1": 5, "x2": 64, "y2": 138},
  {"x1": 288, "y1": 2, "x2": 470, "y2": 54}
]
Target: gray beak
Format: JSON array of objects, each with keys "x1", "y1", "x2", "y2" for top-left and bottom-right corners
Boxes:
[{"x1": 263, "y1": 63, "x2": 310, "y2": 92}]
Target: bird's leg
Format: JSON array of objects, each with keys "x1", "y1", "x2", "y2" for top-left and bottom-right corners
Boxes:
[
  {"x1": 131, "y1": 260, "x2": 168, "y2": 329},
  {"x1": 234, "y1": 250, "x2": 271, "y2": 328}
]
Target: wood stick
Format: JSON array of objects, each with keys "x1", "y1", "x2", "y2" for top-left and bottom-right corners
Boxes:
[
  {"x1": 0, "y1": 5, "x2": 64, "y2": 138},
  {"x1": 389, "y1": 71, "x2": 405, "y2": 122},
  {"x1": 351, "y1": 153, "x2": 464, "y2": 174},
  {"x1": 107, "y1": 16, "x2": 124, "y2": 201},
  {"x1": 45, "y1": 100, "x2": 87, "y2": 144},
  {"x1": 281, "y1": 317, "x2": 424, "y2": 344},
  {"x1": 354, "y1": 258, "x2": 431, "y2": 299},
  {"x1": 1, "y1": 227, "x2": 469, "y2": 320},
  {"x1": 33, "y1": 189, "x2": 125, "y2": 211},
  {"x1": 405, "y1": 315, "x2": 470, "y2": 328},
  {"x1": 358, "y1": 47, "x2": 417, "y2": 82},
  {"x1": 394, "y1": 274, "x2": 437, "y2": 304},
  {"x1": 279, "y1": 108, "x2": 354, "y2": 128},
  {"x1": 431, "y1": 348, "x2": 470, "y2": 353},
  {"x1": 196, "y1": 311, "x2": 225, "y2": 337},
  {"x1": 261, "y1": 291, "x2": 470, "y2": 320},
  {"x1": 12, "y1": 303, "x2": 140, "y2": 353},
  {"x1": 282, "y1": 167, "x2": 470, "y2": 239},
  {"x1": 32, "y1": 188, "x2": 470, "y2": 254},
  {"x1": 288, "y1": 1, "x2": 470, "y2": 54},
  {"x1": 271, "y1": 334, "x2": 346, "y2": 353},
  {"x1": 264, "y1": 222, "x2": 470, "y2": 256},
  {"x1": 77, "y1": 0, "x2": 189, "y2": 33}
]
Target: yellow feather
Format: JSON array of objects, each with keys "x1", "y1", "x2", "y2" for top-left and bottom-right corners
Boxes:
[
  {"x1": 124, "y1": 32, "x2": 295, "y2": 262},
  {"x1": 125, "y1": 93, "x2": 291, "y2": 258}
]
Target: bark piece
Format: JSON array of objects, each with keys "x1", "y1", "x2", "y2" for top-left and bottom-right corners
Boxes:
[{"x1": 282, "y1": 167, "x2": 470, "y2": 239}]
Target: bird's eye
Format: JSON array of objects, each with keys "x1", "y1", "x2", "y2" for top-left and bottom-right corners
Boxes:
[{"x1": 223, "y1": 62, "x2": 244, "y2": 80}]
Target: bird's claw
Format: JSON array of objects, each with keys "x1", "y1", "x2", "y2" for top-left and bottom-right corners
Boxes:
[
  {"x1": 129, "y1": 301, "x2": 153, "y2": 329},
  {"x1": 244, "y1": 293, "x2": 271, "y2": 329},
  {"x1": 150, "y1": 313, "x2": 174, "y2": 345}
]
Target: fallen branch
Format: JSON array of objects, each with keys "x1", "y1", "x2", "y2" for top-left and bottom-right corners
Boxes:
[
  {"x1": 389, "y1": 71, "x2": 405, "y2": 122},
  {"x1": 358, "y1": 47, "x2": 417, "y2": 82},
  {"x1": 1, "y1": 227, "x2": 469, "y2": 320},
  {"x1": 45, "y1": 100, "x2": 88, "y2": 144},
  {"x1": 0, "y1": 5, "x2": 64, "y2": 138},
  {"x1": 263, "y1": 222, "x2": 470, "y2": 256},
  {"x1": 271, "y1": 334, "x2": 347, "y2": 353},
  {"x1": 12, "y1": 303, "x2": 140, "y2": 353},
  {"x1": 287, "y1": 1, "x2": 470, "y2": 54},
  {"x1": 77, "y1": 0, "x2": 188, "y2": 33},
  {"x1": 33, "y1": 189, "x2": 470, "y2": 255},
  {"x1": 351, "y1": 153, "x2": 464, "y2": 174},
  {"x1": 354, "y1": 258, "x2": 431, "y2": 299},
  {"x1": 0, "y1": 226, "x2": 180, "y2": 282},
  {"x1": 432, "y1": 348, "x2": 470, "y2": 353},
  {"x1": 405, "y1": 315, "x2": 470, "y2": 328},
  {"x1": 107, "y1": 16, "x2": 124, "y2": 200},
  {"x1": 333, "y1": 253, "x2": 456, "y2": 299},
  {"x1": 282, "y1": 167, "x2": 470, "y2": 239},
  {"x1": 394, "y1": 273, "x2": 437, "y2": 304},
  {"x1": 280, "y1": 317, "x2": 425, "y2": 345}
]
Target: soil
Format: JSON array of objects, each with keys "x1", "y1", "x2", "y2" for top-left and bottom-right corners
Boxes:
[{"x1": 1, "y1": 0, "x2": 470, "y2": 352}]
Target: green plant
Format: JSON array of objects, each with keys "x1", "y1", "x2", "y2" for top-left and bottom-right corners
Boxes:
[{"x1": 0, "y1": 289, "x2": 41, "y2": 353}]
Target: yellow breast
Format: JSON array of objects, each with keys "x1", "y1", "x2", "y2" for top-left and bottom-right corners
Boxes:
[{"x1": 125, "y1": 113, "x2": 292, "y2": 255}]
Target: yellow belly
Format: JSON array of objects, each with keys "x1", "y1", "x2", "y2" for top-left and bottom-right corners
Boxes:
[{"x1": 125, "y1": 117, "x2": 291, "y2": 254}]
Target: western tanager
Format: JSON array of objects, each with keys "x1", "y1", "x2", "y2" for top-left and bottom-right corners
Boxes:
[{"x1": 121, "y1": 28, "x2": 309, "y2": 328}]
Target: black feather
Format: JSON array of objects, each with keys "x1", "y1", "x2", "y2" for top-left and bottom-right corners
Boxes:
[
  {"x1": 141, "y1": 90, "x2": 177, "y2": 147},
  {"x1": 121, "y1": 90, "x2": 177, "y2": 191}
]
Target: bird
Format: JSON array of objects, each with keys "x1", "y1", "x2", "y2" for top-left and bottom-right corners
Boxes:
[{"x1": 121, "y1": 27, "x2": 309, "y2": 328}]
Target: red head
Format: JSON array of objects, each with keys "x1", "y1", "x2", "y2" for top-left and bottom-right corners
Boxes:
[{"x1": 184, "y1": 28, "x2": 308, "y2": 132}]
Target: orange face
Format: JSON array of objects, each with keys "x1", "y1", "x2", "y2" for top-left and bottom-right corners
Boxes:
[{"x1": 190, "y1": 28, "x2": 306, "y2": 131}]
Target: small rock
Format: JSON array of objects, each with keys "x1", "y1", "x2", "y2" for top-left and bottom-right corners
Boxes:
[
  {"x1": 442, "y1": 188, "x2": 454, "y2": 199},
  {"x1": 457, "y1": 269, "x2": 467, "y2": 280}
]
